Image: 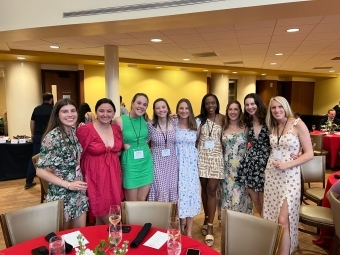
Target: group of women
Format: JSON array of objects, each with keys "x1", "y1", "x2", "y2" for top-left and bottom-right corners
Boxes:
[{"x1": 36, "y1": 91, "x2": 313, "y2": 255}]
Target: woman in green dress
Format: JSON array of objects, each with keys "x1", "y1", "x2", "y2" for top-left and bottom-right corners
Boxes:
[
  {"x1": 36, "y1": 98, "x2": 89, "y2": 229},
  {"x1": 113, "y1": 93, "x2": 153, "y2": 201}
]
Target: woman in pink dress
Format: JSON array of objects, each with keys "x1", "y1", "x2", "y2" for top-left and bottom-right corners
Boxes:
[{"x1": 77, "y1": 98, "x2": 124, "y2": 225}]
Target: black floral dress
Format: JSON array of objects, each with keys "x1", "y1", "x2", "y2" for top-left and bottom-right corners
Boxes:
[
  {"x1": 36, "y1": 127, "x2": 89, "y2": 222},
  {"x1": 236, "y1": 122, "x2": 271, "y2": 192}
]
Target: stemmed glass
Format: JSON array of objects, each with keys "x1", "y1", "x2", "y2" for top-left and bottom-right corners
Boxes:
[
  {"x1": 312, "y1": 125, "x2": 316, "y2": 132},
  {"x1": 167, "y1": 217, "x2": 181, "y2": 255},
  {"x1": 108, "y1": 221, "x2": 122, "y2": 253},
  {"x1": 109, "y1": 205, "x2": 121, "y2": 226}
]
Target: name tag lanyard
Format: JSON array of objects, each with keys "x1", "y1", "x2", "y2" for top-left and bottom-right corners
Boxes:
[
  {"x1": 207, "y1": 115, "x2": 216, "y2": 138},
  {"x1": 129, "y1": 114, "x2": 142, "y2": 148},
  {"x1": 157, "y1": 121, "x2": 168, "y2": 148},
  {"x1": 276, "y1": 118, "x2": 288, "y2": 147}
]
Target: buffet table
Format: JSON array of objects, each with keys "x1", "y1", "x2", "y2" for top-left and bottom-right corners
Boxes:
[{"x1": 0, "y1": 142, "x2": 33, "y2": 181}]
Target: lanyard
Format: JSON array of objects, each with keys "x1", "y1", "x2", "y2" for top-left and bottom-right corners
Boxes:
[
  {"x1": 207, "y1": 115, "x2": 216, "y2": 137},
  {"x1": 157, "y1": 121, "x2": 168, "y2": 148},
  {"x1": 276, "y1": 119, "x2": 288, "y2": 146},
  {"x1": 129, "y1": 113, "x2": 142, "y2": 148}
]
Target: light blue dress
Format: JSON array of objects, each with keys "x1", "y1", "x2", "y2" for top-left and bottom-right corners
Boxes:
[{"x1": 175, "y1": 124, "x2": 201, "y2": 218}]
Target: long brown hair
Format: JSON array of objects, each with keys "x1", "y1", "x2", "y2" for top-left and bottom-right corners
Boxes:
[
  {"x1": 243, "y1": 93, "x2": 267, "y2": 127},
  {"x1": 224, "y1": 100, "x2": 244, "y2": 130},
  {"x1": 176, "y1": 98, "x2": 197, "y2": 131},
  {"x1": 152, "y1": 98, "x2": 172, "y2": 127}
]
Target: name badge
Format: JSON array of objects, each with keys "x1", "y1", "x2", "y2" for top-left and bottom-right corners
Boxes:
[
  {"x1": 134, "y1": 150, "x2": 144, "y2": 159},
  {"x1": 272, "y1": 149, "x2": 282, "y2": 160},
  {"x1": 161, "y1": 148, "x2": 171, "y2": 157},
  {"x1": 205, "y1": 140, "x2": 215, "y2": 149}
]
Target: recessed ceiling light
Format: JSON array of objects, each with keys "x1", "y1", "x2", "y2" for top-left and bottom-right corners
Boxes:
[
  {"x1": 50, "y1": 45, "x2": 59, "y2": 49},
  {"x1": 183, "y1": 58, "x2": 190, "y2": 61},
  {"x1": 261, "y1": 73, "x2": 266, "y2": 76},
  {"x1": 17, "y1": 57, "x2": 25, "y2": 60},
  {"x1": 232, "y1": 71, "x2": 237, "y2": 74},
  {"x1": 98, "y1": 62, "x2": 105, "y2": 65},
  {"x1": 270, "y1": 62, "x2": 277, "y2": 65},
  {"x1": 287, "y1": 28, "x2": 300, "y2": 33},
  {"x1": 203, "y1": 69, "x2": 209, "y2": 72},
  {"x1": 156, "y1": 66, "x2": 162, "y2": 69},
  {"x1": 275, "y1": 53, "x2": 283, "y2": 56},
  {"x1": 151, "y1": 39, "x2": 162, "y2": 42},
  {"x1": 329, "y1": 70, "x2": 335, "y2": 72}
]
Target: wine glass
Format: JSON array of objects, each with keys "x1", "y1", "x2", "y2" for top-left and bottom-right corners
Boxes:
[
  {"x1": 312, "y1": 125, "x2": 316, "y2": 132},
  {"x1": 109, "y1": 221, "x2": 122, "y2": 247},
  {"x1": 49, "y1": 236, "x2": 65, "y2": 255},
  {"x1": 109, "y1": 205, "x2": 121, "y2": 226},
  {"x1": 167, "y1": 217, "x2": 181, "y2": 255}
]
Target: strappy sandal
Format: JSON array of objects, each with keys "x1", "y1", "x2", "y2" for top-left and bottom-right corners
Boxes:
[
  {"x1": 205, "y1": 223, "x2": 214, "y2": 247},
  {"x1": 201, "y1": 216, "x2": 208, "y2": 236}
]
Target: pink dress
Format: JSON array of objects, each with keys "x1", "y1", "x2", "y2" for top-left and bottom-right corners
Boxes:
[{"x1": 76, "y1": 123, "x2": 124, "y2": 217}]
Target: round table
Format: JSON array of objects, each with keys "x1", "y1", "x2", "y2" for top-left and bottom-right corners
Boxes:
[{"x1": 0, "y1": 225, "x2": 220, "y2": 255}]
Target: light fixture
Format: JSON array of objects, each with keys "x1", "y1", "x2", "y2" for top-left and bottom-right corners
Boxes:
[
  {"x1": 156, "y1": 66, "x2": 162, "y2": 69},
  {"x1": 232, "y1": 71, "x2": 237, "y2": 74},
  {"x1": 203, "y1": 69, "x2": 209, "y2": 72},
  {"x1": 286, "y1": 28, "x2": 300, "y2": 33},
  {"x1": 98, "y1": 62, "x2": 105, "y2": 65},
  {"x1": 329, "y1": 70, "x2": 335, "y2": 73},
  {"x1": 17, "y1": 57, "x2": 25, "y2": 60},
  {"x1": 261, "y1": 73, "x2": 266, "y2": 76},
  {"x1": 275, "y1": 53, "x2": 283, "y2": 56},
  {"x1": 183, "y1": 58, "x2": 190, "y2": 61},
  {"x1": 50, "y1": 45, "x2": 59, "y2": 49},
  {"x1": 151, "y1": 39, "x2": 162, "y2": 42},
  {"x1": 270, "y1": 62, "x2": 277, "y2": 65}
]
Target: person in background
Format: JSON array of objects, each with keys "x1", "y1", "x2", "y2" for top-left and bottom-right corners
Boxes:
[
  {"x1": 36, "y1": 98, "x2": 89, "y2": 229},
  {"x1": 263, "y1": 96, "x2": 313, "y2": 255},
  {"x1": 293, "y1": 112, "x2": 301, "y2": 119},
  {"x1": 77, "y1": 102, "x2": 95, "y2": 125},
  {"x1": 113, "y1": 93, "x2": 153, "y2": 201},
  {"x1": 120, "y1": 96, "x2": 129, "y2": 116},
  {"x1": 197, "y1": 93, "x2": 224, "y2": 247},
  {"x1": 175, "y1": 98, "x2": 201, "y2": 237},
  {"x1": 217, "y1": 100, "x2": 253, "y2": 219},
  {"x1": 147, "y1": 98, "x2": 178, "y2": 202},
  {"x1": 77, "y1": 98, "x2": 124, "y2": 225},
  {"x1": 319, "y1": 109, "x2": 340, "y2": 130},
  {"x1": 25, "y1": 92, "x2": 53, "y2": 189},
  {"x1": 333, "y1": 100, "x2": 340, "y2": 120}
]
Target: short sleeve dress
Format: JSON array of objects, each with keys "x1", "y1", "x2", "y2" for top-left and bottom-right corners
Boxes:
[
  {"x1": 37, "y1": 127, "x2": 89, "y2": 222},
  {"x1": 147, "y1": 121, "x2": 178, "y2": 202},
  {"x1": 76, "y1": 123, "x2": 124, "y2": 217},
  {"x1": 236, "y1": 122, "x2": 271, "y2": 192},
  {"x1": 120, "y1": 115, "x2": 153, "y2": 189},
  {"x1": 197, "y1": 118, "x2": 224, "y2": 179}
]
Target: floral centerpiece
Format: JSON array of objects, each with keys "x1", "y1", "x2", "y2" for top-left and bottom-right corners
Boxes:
[
  {"x1": 76, "y1": 234, "x2": 129, "y2": 255},
  {"x1": 321, "y1": 121, "x2": 340, "y2": 133}
]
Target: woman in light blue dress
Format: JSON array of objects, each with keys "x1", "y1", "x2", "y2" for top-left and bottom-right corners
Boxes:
[{"x1": 175, "y1": 98, "x2": 201, "y2": 237}]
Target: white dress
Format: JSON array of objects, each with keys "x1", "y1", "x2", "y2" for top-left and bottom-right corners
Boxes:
[{"x1": 263, "y1": 118, "x2": 301, "y2": 254}]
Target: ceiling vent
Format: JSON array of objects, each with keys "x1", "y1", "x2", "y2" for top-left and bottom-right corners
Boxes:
[
  {"x1": 313, "y1": 67, "x2": 333, "y2": 69},
  {"x1": 331, "y1": 57, "x2": 340, "y2": 60},
  {"x1": 127, "y1": 64, "x2": 138, "y2": 68},
  {"x1": 192, "y1": 52, "x2": 217, "y2": 58},
  {"x1": 180, "y1": 68, "x2": 188, "y2": 71},
  {"x1": 224, "y1": 61, "x2": 244, "y2": 65}
]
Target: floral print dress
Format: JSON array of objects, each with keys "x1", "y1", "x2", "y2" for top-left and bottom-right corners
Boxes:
[
  {"x1": 217, "y1": 130, "x2": 253, "y2": 220},
  {"x1": 37, "y1": 127, "x2": 89, "y2": 222}
]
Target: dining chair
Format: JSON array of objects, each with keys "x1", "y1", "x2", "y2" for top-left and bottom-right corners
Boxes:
[
  {"x1": 121, "y1": 201, "x2": 176, "y2": 229},
  {"x1": 300, "y1": 155, "x2": 326, "y2": 205},
  {"x1": 310, "y1": 134, "x2": 329, "y2": 156},
  {"x1": 0, "y1": 200, "x2": 64, "y2": 247},
  {"x1": 329, "y1": 191, "x2": 340, "y2": 255},
  {"x1": 220, "y1": 209, "x2": 284, "y2": 255},
  {"x1": 32, "y1": 153, "x2": 49, "y2": 203}
]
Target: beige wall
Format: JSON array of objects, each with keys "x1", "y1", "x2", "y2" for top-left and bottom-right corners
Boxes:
[
  {"x1": 0, "y1": 77, "x2": 6, "y2": 118},
  {"x1": 314, "y1": 76, "x2": 340, "y2": 115}
]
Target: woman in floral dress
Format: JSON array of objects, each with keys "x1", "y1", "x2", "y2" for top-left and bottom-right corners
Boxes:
[
  {"x1": 217, "y1": 100, "x2": 253, "y2": 219},
  {"x1": 37, "y1": 98, "x2": 89, "y2": 229}
]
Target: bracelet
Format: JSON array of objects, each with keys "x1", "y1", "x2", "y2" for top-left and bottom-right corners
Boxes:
[{"x1": 67, "y1": 182, "x2": 70, "y2": 190}]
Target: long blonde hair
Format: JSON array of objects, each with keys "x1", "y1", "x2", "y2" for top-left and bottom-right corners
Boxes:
[{"x1": 266, "y1": 96, "x2": 294, "y2": 130}]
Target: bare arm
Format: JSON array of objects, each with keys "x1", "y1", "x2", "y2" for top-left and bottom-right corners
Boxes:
[
  {"x1": 30, "y1": 120, "x2": 35, "y2": 138},
  {"x1": 113, "y1": 116, "x2": 123, "y2": 130}
]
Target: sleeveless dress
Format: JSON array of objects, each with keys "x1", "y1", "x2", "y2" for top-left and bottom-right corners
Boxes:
[
  {"x1": 263, "y1": 118, "x2": 301, "y2": 254},
  {"x1": 76, "y1": 123, "x2": 124, "y2": 216},
  {"x1": 120, "y1": 115, "x2": 153, "y2": 189},
  {"x1": 147, "y1": 121, "x2": 178, "y2": 202},
  {"x1": 175, "y1": 123, "x2": 201, "y2": 218},
  {"x1": 217, "y1": 130, "x2": 253, "y2": 220},
  {"x1": 197, "y1": 119, "x2": 224, "y2": 179},
  {"x1": 237, "y1": 122, "x2": 271, "y2": 192}
]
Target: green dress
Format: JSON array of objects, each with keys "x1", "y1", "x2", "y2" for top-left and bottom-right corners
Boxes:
[
  {"x1": 37, "y1": 127, "x2": 89, "y2": 222},
  {"x1": 121, "y1": 115, "x2": 153, "y2": 189}
]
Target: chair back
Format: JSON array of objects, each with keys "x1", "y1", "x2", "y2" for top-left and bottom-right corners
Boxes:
[
  {"x1": 329, "y1": 191, "x2": 340, "y2": 237},
  {"x1": 0, "y1": 200, "x2": 64, "y2": 247},
  {"x1": 121, "y1": 201, "x2": 175, "y2": 229},
  {"x1": 310, "y1": 134, "x2": 324, "y2": 152},
  {"x1": 32, "y1": 154, "x2": 49, "y2": 203},
  {"x1": 300, "y1": 156, "x2": 325, "y2": 185},
  {"x1": 221, "y1": 209, "x2": 283, "y2": 255}
]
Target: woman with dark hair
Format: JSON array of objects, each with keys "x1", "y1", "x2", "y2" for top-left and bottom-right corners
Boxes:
[
  {"x1": 76, "y1": 98, "x2": 124, "y2": 225},
  {"x1": 237, "y1": 93, "x2": 270, "y2": 216},
  {"x1": 196, "y1": 93, "x2": 224, "y2": 246},
  {"x1": 77, "y1": 103, "x2": 95, "y2": 125},
  {"x1": 217, "y1": 100, "x2": 253, "y2": 219},
  {"x1": 36, "y1": 98, "x2": 89, "y2": 229},
  {"x1": 113, "y1": 93, "x2": 153, "y2": 201},
  {"x1": 147, "y1": 98, "x2": 178, "y2": 202},
  {"x1": 175, "y1": 98, "x2": 201, "y2": 237}
]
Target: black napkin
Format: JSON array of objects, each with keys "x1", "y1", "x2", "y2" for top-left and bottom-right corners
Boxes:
[{"x1": 130, "y1": 223, "x2": 152, "y2": 248}]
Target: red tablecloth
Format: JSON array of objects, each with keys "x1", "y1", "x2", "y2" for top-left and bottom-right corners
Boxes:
[
  {"x1": 310, "y1": 131, "x2": 340, "y2": 168},
  {"x1": 0, "y1": 225, "x2": 220, "y2": 255},
  {"x1": 312, "y1": 171, "x2": 340, "y2": 249}
]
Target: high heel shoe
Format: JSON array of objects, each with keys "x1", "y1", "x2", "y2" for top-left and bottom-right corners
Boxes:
[
  {"x1": 201, "y1": 216, "x2": 208, "y2": 236},
  {"x1": 205, "y1": 223, "x2": 214, "y2": 247}
]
